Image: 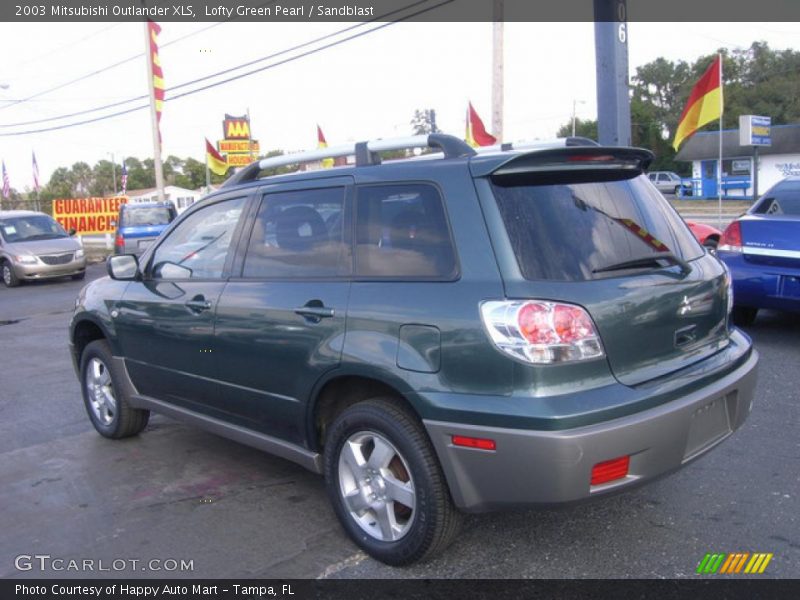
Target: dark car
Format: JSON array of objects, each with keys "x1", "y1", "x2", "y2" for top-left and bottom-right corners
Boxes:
[
  {"x1": 718, "y1": 176, "x2": 800, "y2": 325},
  {"x1": 114, "y1": 201, "x2": 177, "y2": 255},
  {"x1": 70, "y1": 134, "x2": 758, "y2": 565}
]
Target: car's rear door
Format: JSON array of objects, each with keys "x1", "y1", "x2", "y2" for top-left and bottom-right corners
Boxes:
[
  {"x1": 114, "y1": 193, "x2": 251, "y2": 413},
  {"x1": 212, "y1": 177, "x2": 353, "y2": 443}
]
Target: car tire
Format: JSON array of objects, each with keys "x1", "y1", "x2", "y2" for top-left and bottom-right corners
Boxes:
[
  {"x1": 324, "y1": 398, "x2": 462, "y2": 566},
  {"x1": 72, "y1": 271, "x2": 86, "y2": 281},
  {"x1": 673, "y1": 185, "x2": 682, "y2": 196},
  {"x1": 2, "y1": 260, "x2": 21, "y2": 287},
  {"x1": 732, "y1": 306, "x2": 758, "y2": 327},
  {"x1": 80, "y1": 339, "x2": 150, "y2": 439},
  {"x1": 703, "y1": 238, "x2": 719, "y2": 254}
]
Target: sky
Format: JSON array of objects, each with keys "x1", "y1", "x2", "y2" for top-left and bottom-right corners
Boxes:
[{"x1": 0, "y1": 18, "x2": 798, "y2": 191}]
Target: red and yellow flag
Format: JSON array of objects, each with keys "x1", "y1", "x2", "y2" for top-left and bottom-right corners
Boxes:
[
  {"x1": 148, "y1": 21, "x2": 165, "y2": 148},
  {"x1": 466, "y1": 102, "x2": 497, "y2": 147},
  {"x1": 206, "y1": 139, "x2": 228, "y2": 176},
  {"x1": 317, "y1": 125, "x2": 334, "y2": 168},
  {"x1": 673, "y1": 55, "x2": 723, "y2": 151}
]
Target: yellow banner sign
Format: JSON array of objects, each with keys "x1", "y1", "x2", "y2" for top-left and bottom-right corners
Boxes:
[
  {"x1": 218, "y1": 140, "x2": 260, "y2": 154},
  {"x1": 53, "y1": 196, "x2": 128, "y2": 235},
  {"x1": 226, "y1": 154, "x2": 256, "y2": 167}
]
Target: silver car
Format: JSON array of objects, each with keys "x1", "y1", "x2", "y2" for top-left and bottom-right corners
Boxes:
[
  {"x1": 647, "y1": 171, "x2": 693, "y2": 196},
  {"x1": 0, "y1": 210, "x2": 86, "y2": 287}
]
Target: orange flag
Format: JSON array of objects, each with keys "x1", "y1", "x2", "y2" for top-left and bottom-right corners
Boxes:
[
  {"x1": 673, "y1": 55, "x2": 723, "y2": 151},
  {"x1": 148, "y1": 21, "x2": 165, "y2": 148},
  {"x1": 465, "y1": 102, "x2": 497, "y2": 147},
  {"x1": 317, "y1": 125, "x2": 334, "y2": 168},
  {"x1": 206, "y1": 139, "x2": 228, "y2": 176}
]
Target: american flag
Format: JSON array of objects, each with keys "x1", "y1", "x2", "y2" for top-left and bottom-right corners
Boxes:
[
  {"x1": 120, "y1": 162, "x2": 128, "y2": 196},
  {"x1": 32, "y1": 151, "x2": 40, "y2": 192},
  {"x1": 2, "y1": 161, "x2": 9, "y2": 198}
]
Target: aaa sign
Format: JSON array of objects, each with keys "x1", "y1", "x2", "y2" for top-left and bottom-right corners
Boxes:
[{"x1": 53, "y1": 197, "x2": 128, "y2": 235}]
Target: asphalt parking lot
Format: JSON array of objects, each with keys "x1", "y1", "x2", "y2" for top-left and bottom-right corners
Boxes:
[{"x1": 1, "y1": 264, "x2": 798, "y2": 579}]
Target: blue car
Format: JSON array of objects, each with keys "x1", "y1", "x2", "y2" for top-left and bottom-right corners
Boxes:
[
  {"x1": 114, "y1": 202, "x2": 177, "y2": 255},
  {"x1": 718, "y1": 176, "x2": 800, "y2": 325}
]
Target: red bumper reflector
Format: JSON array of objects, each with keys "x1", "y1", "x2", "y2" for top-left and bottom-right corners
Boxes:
[
  {"x1": 591, "y1": 455, "x2": 630, "y2": 485},
  {"x1": 452, "y1": 435, "x2": 496, "y2": 451}
]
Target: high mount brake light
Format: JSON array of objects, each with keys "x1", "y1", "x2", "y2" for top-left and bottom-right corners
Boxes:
[
  {"x1": 719, "y1": 221, "x2": 743, "y2": 252},
  {"x1": 480, "y1": 300, "x2": 605, "y2": 365}
]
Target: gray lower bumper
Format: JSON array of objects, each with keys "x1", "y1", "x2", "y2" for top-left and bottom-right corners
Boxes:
[{"x1": 424, "y1": 349, "x2": 758, "y2": 512}]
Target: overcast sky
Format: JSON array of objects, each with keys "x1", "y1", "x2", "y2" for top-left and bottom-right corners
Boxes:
[{"x1": 0, "y1": 19, "x2": 798, "y2": 190}]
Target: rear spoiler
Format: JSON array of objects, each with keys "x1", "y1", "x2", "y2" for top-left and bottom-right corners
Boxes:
[{"x1": 472, "y1": 146, "x2": 655, "y2": 184}]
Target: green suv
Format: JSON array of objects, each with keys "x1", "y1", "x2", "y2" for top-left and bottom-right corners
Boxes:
[{"x1": 69, "y1": 134, "x2": 758, "y2": 565}]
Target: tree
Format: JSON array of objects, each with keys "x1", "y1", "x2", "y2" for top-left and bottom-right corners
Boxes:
[
  {"x1": 556, "y1": 118, "x2": 598, "y2": 140},
  {"x1": 411, "y1": 109, "x2": 440, "y2": 135}
]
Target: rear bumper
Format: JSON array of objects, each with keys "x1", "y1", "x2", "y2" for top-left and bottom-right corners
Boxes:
[
  {"x1": 720, "y1": 252, "x2": 800, "y2": 311},
  {"x1": 424, "y1": 347, "x2": 758, "y2": 512}
]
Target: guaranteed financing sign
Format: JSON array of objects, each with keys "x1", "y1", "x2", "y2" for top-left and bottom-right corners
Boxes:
[{"x1": 53, "y1": 197, "x2": 128, "y2": 235}]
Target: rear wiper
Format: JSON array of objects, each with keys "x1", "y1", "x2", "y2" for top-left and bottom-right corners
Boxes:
[{"x1": 592, "y1": 252, "x2": 691, "y2": 276}]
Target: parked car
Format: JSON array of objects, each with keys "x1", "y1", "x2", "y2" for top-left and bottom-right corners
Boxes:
[
  {"x1": 0, "y1": 210, "x2": 86, "y2": 287},
  {"x1": 685, "y1": 220, "x2": 722, "y2": 252},
  {"x1": 717, "y1": 176, "x2": 800, "y2": 326},
  {"x1": 114, "y1": 201, "x2": 177, "y2": 255},
  {"x1": 648, "y1": 171, "x2": 693, "y2": 196},
  {"x1": 70, "y1": 134, "x2": 758, "y2": 565}
]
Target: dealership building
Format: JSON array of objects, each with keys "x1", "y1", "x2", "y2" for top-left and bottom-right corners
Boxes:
[{"x1": 675, "y1": 123, "x2": 800, "y2": 199}]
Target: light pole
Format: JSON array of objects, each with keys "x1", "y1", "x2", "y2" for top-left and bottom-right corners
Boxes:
[{"x1": 572, "y1": 99, "x2": 587, "y2": 137}]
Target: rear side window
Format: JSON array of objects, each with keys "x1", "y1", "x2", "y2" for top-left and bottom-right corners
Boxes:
[
  {"x1": 242, "y1": 187, "x2": 350, "y2": 278},
  {"x1": 492, "y1": 174, "x2": 703, "y2": 281},
  {"x1": 121, "y1": 206, "x2": 175, "y2": 227},
  {"x1": 355, "y1": 183, "x2": 457, "y2": 279}
]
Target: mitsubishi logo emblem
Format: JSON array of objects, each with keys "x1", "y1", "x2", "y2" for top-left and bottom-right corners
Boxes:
[{"x1": 679, "y1": 295, "x2": 692, "y2": 315}]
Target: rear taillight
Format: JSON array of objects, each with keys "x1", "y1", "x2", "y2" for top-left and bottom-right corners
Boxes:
[
  {"x1": 114, "y1": 234, "x2": 124, "y2": 248},
  {"x1": 480, "y1": 300, "x2": 605, "y2": 365},
  {"x1": 719, "y1": 221, "x2": 743, "y2": 252},
  {"x1": 591, "y1": 456, "x2": 630, "y2": 486}
]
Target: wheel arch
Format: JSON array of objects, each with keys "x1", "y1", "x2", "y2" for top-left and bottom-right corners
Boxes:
[
  {"x1": 307, "y1": 371, "x2": 423, "y2": 453},
  {"x1": 71, "y1": 316, "x2": 119, "y2": 365}
]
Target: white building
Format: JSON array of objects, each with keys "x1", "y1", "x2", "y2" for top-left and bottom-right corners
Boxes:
[
  {"x1": 124, "y1": 185, "x2": 210, "y2": 213},
  {"x1": 675, "y1": 124, "x2": 800, "y2": 199}
]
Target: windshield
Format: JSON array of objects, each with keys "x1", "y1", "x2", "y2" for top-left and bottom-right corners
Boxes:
[
  {"x1": 753, "y1": 184, "x2": 800, "y2": 216},
  {"x1": 491, "y1": 174, "x2": 703, "y2": 281},
  {"x1": 0, "y1": 215, "x2": 69, "y2": 242},
  {"x1": 121, "y1": 206, "x2": 175, "y2": 227}
]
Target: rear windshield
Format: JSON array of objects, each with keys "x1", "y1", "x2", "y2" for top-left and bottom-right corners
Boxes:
[
  {"x1": 752, "y1": 185, "x2": 800, "y2": 216},
  {"x1": 491, "y1": 174, "x2": 703, "y2": 281},
  {"x1": 121, "y1": 206, "x2": 175, "y2": 227}
]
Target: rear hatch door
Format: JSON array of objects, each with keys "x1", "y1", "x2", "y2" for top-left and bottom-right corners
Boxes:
[{"x1": 478, "y1": 147, "x2": 730, "y2": 386}]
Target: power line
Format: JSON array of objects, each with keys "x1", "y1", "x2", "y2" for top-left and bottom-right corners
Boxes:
[
  {"x1": 0, "y1": 21, "x2": 229, "y2": 114},
  {"x1": 0, "y1": 0, "x2": 433, "y2": 129},
  {"x1": 0, "y1": 0, "x2": 452, "y2": 137}
]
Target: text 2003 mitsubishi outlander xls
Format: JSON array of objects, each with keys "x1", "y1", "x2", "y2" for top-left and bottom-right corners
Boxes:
[{"x1": 70, "y1": 134, "x2": 758, "y2": 565}]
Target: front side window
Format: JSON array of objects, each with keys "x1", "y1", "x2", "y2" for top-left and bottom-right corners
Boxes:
[
  {"x1": 355, "y1": 183, "x2": 457, "y2": 279},
  {"x1": 242, "y1": 187, "x2": 349, "y2": 278},
  {"x1": 492, "y1": 174, "x2": 703, "y2": 281},
  {"x1": 150, "y1": 197, "x2": 246, "y2": 280}
]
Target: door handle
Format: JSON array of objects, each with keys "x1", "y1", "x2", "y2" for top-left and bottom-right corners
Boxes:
[
  {"x1": 294, "y1": 305, "x2": 335, "y2": 321},
  {"x1": 185, "y1": 297, "x2": 212, "y2": 312}
]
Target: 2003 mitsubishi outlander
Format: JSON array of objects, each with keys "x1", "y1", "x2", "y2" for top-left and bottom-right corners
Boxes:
[{"x1": 69, "y1": 134, "x2": 758, "y2": 565}]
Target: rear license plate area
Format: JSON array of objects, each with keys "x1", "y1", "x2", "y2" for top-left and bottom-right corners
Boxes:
[{"x1": 683, "y1": 394, "x2": 733, "y2": 462}]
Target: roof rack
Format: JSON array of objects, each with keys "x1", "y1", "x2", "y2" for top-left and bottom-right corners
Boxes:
[{"x1": 221, "y1": 133, "x2": 476, "y2": 188}]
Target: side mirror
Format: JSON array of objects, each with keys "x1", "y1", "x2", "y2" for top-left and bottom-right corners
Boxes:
[
  {"x1": 107, "y1": 254, "x2": 139, "y2": 281},
  {"x1": 68, "y1": 228, "x2": 77, "y2": 236}
]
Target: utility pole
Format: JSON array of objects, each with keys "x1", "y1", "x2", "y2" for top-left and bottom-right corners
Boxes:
[
  {"x1": 492, "y1": 0, "x2": 504, "y2": 142},
  {"x1": 109, "y1": 152, "x2": 117, "y2": 195},
  {"x1": 594, "y1": 0, "x2": 631, "y2": 146},
  {"x1": 145, "y1": 22, "x2": 165, "y2": 202}
]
